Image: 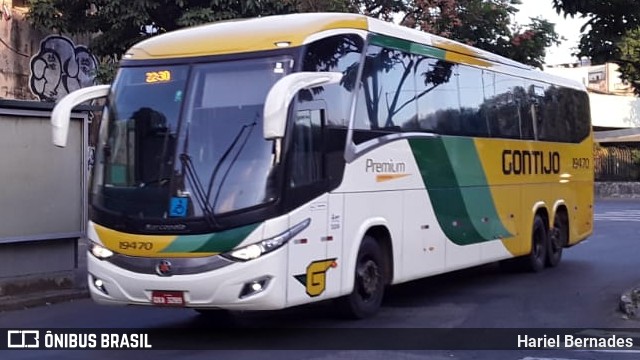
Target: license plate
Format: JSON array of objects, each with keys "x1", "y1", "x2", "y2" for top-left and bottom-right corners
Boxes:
[{"x1": 151, "y1": 291, "x2": 185, "y2": 306}]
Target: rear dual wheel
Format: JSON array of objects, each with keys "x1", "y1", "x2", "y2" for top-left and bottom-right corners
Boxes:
[
  {"x1": 508, "y1": 213, "x2": 566, "y2": 272},
  {"x1": 547, "y1": 212, "x2": 567, "y2": 268},
  {"x1": 524, "y1": 215, "x2": 548, "y2": 272}
]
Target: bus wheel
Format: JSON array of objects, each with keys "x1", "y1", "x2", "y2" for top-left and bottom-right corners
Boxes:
[
  {"x1": 547, "y1": 212, "x2": 567, "y2": 267},
  {"x1": 524, "y1": 215, "x2": 548, "y2": 272},
  {"x1": 337, "y1": 235, "x2": 385, "y2": 319}
]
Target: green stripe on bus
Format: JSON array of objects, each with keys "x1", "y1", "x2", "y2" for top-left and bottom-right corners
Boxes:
[
  {"x1": 369, "y1": 34, "x2": 446, "y2": 60},
  {"x1": 409, "y1": 137, "x2": 511, "y2": 245},
  {"x1": 161, "y1": 222, "x2": 261, "y2": 253},
  {"x1": 409, "y1": 137, "x2": 484, "y2": 245},
  {"x1": 442, "y1": 138, "x2": 512, "y2": 240}
]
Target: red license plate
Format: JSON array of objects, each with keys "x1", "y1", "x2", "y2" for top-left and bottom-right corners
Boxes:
[{"x1": 151, "y1": 291, "x2": 185, "y2": 306}]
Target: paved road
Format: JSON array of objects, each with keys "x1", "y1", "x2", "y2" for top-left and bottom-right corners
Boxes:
[{"x1": 1, "y1": 199, "x2": 639, "y2": 359}]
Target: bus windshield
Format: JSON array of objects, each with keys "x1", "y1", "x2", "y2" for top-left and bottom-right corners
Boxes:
[{"x1": 92, "y1": 56, "x2": 293, "y2": 223}]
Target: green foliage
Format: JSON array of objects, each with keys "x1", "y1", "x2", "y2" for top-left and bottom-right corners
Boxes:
[
  {"x1": 95, "y1": 56, "x2": 119, "y2": 84},
  {"x1": 552, "y1": 0, "x2": 640, "y2": 93},
  {"x1": 617, "y1": 28, "x2": 640, "y2": 94},
  {"x1": 176, "y1": 0, "x2": 298, "y2": 27},
  {"x1": 27, "y1": 0, "x2": 559, "y2": 83},
  {"x1": 294, "y1": 0, "x2": 358, "y2": 13},
  {"x1": 455, "y1": 0, "x2": 560, "y2": 68},
  {"x1": 504, "y1": 17, "x2": 561, "y2": 69},
  {"x1": 27, "y1": 0, "x2": 298, "y2": 82},
  {"x1": 358, "y1": 0, "x2": 560, "y2": 68}
]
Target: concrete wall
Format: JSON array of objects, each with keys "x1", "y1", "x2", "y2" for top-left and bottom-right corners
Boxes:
[
  {"x1": 589, "y1": 93, "x2": 640, "y2": 129},
  {"x1": 0, "y1": 100, "x2": 88, "y2": 303},
  {"x1": 595, "y1": 182, "x2": 640, "y2": 199},
  {"x1": 0, "y1": 5, "x2": 39, "y2": 100},
  {"x1": 0, "y1": 4, "x2": 97, "y2": 101}
]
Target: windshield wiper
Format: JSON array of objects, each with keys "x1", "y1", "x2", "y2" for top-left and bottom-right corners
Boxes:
[
  {"x1": 177, "y1": 119, "x2": 218, "y2": 228},
  {"x1": 205, "y1": 120, "x2": 257, "y2": 212},
  {"x1": 179, "y1": 153, "x2": 217, "y2": 227}
]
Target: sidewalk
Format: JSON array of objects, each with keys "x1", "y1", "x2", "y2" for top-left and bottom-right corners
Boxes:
[{"x1": 620, "y1": 286, "x2": 640, "y2": 320}]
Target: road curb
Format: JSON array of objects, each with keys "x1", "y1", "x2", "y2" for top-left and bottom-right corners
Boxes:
[
  {"x1": 620, "y1": 285, "x2": 640, "y2": 319},
  {"x1": 0, "y1": 288, "x2": 89, "y2": 312}
]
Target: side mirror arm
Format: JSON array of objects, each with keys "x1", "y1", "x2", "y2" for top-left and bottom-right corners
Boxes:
[
  {"x1": 263, "y1": 72, "x2": 342, "y2": 140},
  {"x1": 52, "y1": 85, "x2": 110, "y2": 147}
]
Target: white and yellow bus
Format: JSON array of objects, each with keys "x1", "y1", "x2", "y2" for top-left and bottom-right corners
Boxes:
[{"x1": 52, "y1": 13, "x2": 593, "y2": 318}]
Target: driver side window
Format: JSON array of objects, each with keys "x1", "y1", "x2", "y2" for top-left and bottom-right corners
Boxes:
[{"x1": 290, "y1": 108, "x2": 324, "y2": 188}]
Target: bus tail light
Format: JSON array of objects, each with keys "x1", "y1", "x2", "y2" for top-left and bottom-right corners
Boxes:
[{"x1": 222, "y1": 218, "x2": 310, "y2": 262}]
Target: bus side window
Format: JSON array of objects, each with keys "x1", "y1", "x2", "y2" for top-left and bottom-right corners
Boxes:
[
  {"x1": 456, "y1": 65, "x2": 488, "y2": 137},
  {"x1": 353, "y1": 45, "x2": 417, "y2": 143},
  {"x1": 301, "y1": 34, "x2": 363, "y2": 190},
  {"x1": 482, "y1": 71, "x2": 526, "y2": 139},
  {"x1": 302, "y1": 34, "x2": 363, "y2": 127},
  {"x1": 290, "y1": 108, "x2": 325, "y2": 188},
  {"x1": 572, "y1": 90, "x2": 591, "y2": 142},
  {"x1": 414, "y1": 57, "x2": 458, "y2": 135},
  {"x1": 528, "y1": 82, "x2": 548, "y2": 141},
  {"x1": 519, "y1": 88, "x2": 535, "y2": 140}
]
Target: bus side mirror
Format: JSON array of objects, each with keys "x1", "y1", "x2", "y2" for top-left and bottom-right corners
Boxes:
[
  {"x1": 51, "y1": 85, "x2": 110, "y2": 147},
  {"x1": 263, "y1": 72, "x2": 342, "y2": 140}
]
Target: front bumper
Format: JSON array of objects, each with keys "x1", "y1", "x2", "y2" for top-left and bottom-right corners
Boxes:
[{"x1": 87, "y1": 248, "x2": 288, "y2": 311}]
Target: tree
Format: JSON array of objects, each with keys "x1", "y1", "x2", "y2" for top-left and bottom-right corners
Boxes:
[
  {"x1": 361, "y1": 0, "x2": 561, "y2": 69},
  {"x1": 29, "y1": 1, "x2": 299, "y2": 55},
  {"x1": 617, "y1": 29, "x2": 640, "y2": 93},
  {"x1": 28, "y1": 0, "x2": 559, "y2": 83},
  {"x1": 552, "y1": 0, "x2": 640, "y2": 93},
  {"x1": 28, "y1": 0, "x2": 299, "y2": 82}
]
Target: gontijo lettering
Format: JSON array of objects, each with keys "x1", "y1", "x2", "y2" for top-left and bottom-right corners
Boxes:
[{"x1": 502, "y1": 150, "x2": 560, "y2": 175}]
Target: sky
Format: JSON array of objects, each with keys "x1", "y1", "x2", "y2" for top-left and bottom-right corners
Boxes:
[{"x1": 514, "y1": 0, "x2": 587, "y2": 65}]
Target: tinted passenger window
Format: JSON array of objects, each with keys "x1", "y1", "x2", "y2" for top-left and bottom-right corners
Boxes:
[
  {"x1": 413, "y1": 57, "x2": 458, "y2": 134},
  {"x1": 302, "y1": 34, "x2": 364, "y2": 127},
  {"x1": 529, "y1": 82, "x2": 591, "y2": 143},
  {"x1": 457, "y1": 65, "x2": 489, "y2": 137},
  {"x1": 290, "y1": 109, "x2": 324, "y2": 187},
  {"x1": 482, "y1": 72, "x2": 526, "y2": 139},
  {"x1": 353, "y1": 45, "x2": 418, "y2": 142},
  {"x1": 572, "y1": 91, "x2": 591, "y2": 142}
]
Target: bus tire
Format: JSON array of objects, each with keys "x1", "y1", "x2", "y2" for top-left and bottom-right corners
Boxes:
[
  {"x1": 337, "y1": 235, "x2": 385, "y2": 319},
  {"x1": 524, "y1": 215, "x2": 548, "y2": 272},
  {"x1": 547, "y1": 212, "x2": 567, "y2": 268}
]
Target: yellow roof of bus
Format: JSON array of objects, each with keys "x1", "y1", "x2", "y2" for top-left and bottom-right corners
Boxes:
[
  {"x1": 124, "y1": 12, "x2": 584, "y2": 91},
  {"x1": 126, "y1": 13, "x2": 368, "y2": 59}
]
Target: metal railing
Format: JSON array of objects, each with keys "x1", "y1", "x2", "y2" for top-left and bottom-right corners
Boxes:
[{"x1": 594, "y1": 146, "x2": 640, "y2": 181}]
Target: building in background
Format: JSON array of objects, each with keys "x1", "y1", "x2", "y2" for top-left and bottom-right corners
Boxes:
[
  {"x1": 546, "y1": 61, "x2": 634, "y2": 96},
  {"x1": 546, "y1": 62, "x2": 640, "y2": 131}
]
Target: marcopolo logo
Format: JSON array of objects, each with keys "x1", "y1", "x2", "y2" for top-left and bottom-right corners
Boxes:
[{"x1": 7, "y1": 330, "x2": 40, "y2": 348}]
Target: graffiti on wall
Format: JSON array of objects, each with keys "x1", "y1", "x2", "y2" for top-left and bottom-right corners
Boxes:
[{"x1": 29, "y1": 35, "x2": 98, "y2": 102}]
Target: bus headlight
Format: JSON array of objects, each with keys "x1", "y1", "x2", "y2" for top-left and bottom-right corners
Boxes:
[
  {"x1": 222, "y1": 218, "x2": 310, "y2": 262},
  {"x1": 90, "y1": 242, "x2": 114, "y2": 260}
]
